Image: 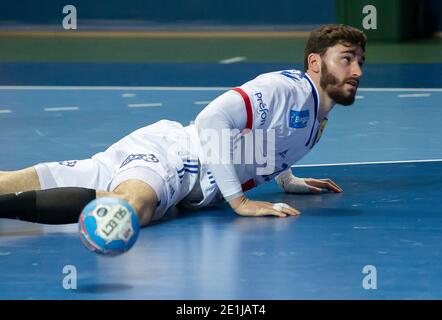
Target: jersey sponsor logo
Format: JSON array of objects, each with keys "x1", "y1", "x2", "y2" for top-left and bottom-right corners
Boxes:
[
  {"x1": 120, "y1": 154, "x2": 159, "y2": 168},
  {"x1": 254, "y1": 92, "x2": 269, "y2": 126},
  {"x1": 289, "y1": 110, "x2": 309, "y2": 129},
  {"x1": 58, "y1": 160, "x2": 77, "y2": 167}
]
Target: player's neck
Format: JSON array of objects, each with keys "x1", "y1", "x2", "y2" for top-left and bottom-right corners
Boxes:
[
  {"x1": 306, "y1": 70, "x2": 335, "y2": 122},
  {"x1": 318, "y1": 93, "x2": 335, "y2": 122}
]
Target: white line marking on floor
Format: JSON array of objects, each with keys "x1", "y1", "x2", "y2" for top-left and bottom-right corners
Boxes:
[
  {"x1": 0, "y1": 86, "x2": 231, "y2": 91},
  {"x1": 194, "y1": 101, "x2": 212, "y2": 105},
  {"x1": 219, "y1": 56, "x2": 246, "y2": 64},
  {"x1": 128, "y1": 103, "x2": 162, "y2": 108},
  {"x1": 398, "y1": 93, "x2": 431, "y2": 98},
  {"x1": 0, "y1": 109, "x2": 12, "y2": 113},
  {"x1": 293, "y1": 158, "x2": 442, "y2": 168},
  {"x1": 35, "y1": 129, "x2": 45, "y2": 137},
  {"x1": 355, "y1": 95, "x2": 364, "y2": 99},
  {"x1": 44, "y1": 106, "x2": 79, "y2": 112},
  {"x1": 358, "y1": 88, "x2": 442, "y2": 92},
  {"x1": 1, "y1": 86, "x2": 441, "y2": 92},
  {"x1": 122, "y1": 93, "x2": 136, "y2": 98}
]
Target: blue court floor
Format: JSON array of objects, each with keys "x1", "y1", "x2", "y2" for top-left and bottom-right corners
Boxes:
[{"x1": 1, "y1": 80, "x2": 442, "y2": 299}]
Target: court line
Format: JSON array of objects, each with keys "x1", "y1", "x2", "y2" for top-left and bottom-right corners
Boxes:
[
  {"x1": 35, "y1": 129, "x2": 45, "y2": 137},
  {"x1": 44, "y1": 106, "x2": 79, "y2": 112},
  {"x1": 0, "y1": 86, "x2": 441, "y2": 91},
  {"x1": 0, "y1": 109, "x2": 12, "y2": 113},
  {"x1": 194, "y1": 101, "x2": 212, "y2": 105},
  {"x1": 358, "y1": 88, "x2": 442, "y2": 92},
  {"x1": 122, "y1": 93, "x2": 137, "y2": 98},
  {"x1": 219, "y1": 56, "x2": 247, "y2": 64},
  {"x1": 0, "y1": 86, "x2": 231, "y2": 91},
  {"x1": 398, "y1": 93, "x2": 431, "y2": 98},
  {"x1": 293, "y1": 159, "x2": 442, "y2": 168},
  {"x1": 128, "y1": 103, "x2": 162, "y2": 108}
]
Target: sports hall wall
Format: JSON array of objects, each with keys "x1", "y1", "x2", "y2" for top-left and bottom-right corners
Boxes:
[
  {"x1": 0, "y1": 0, "x2": 440, "y2": 31},
  {"x1": 0, "y1": 0, "x2": 335, "y2": 26}
]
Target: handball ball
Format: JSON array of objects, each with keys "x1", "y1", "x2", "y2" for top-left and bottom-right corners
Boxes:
[{"x1": 79, "y1": 197, "x2": 140, "y2": 256}]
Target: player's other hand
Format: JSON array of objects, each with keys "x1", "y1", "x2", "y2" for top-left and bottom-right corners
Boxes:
[
  {"x1": 229, "y1": 195, "x2": 300, "y2": 218},
  {"x1": 304, "y1": 178, "x2": 343, "y2": 194}
]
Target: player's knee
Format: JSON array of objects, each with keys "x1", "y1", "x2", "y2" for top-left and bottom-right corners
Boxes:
[
  {"x1": 120, "y1": 193, "x2": 155, "y2": 227},
  {"x1": 109, "y1": 182, "x2": 157, "y2": 227}
]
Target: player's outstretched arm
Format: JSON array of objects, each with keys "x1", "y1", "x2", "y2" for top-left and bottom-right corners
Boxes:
[{"x1": 228, "y1": 194, "x2": 300, "y2": 218}]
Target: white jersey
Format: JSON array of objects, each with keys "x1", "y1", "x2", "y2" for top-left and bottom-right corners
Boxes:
[
  {"x1": 35, "y1": 69, "x2": 328, "y2": 217},
  {"x1": 186, "y1": 69, "x2": 328, "y2": 208}
]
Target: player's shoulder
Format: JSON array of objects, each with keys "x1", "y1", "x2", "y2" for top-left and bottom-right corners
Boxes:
[
  {"x1": 264, "y1": 69, "x2": 313, "y2": 93},
  {"x1": 244, "y1": 69, "x2": 314, "y2": 100}
]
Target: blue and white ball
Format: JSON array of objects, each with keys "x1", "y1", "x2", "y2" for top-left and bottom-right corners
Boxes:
[{"x1": 79, "y1": 197, "x2": 140, "y2": 256}]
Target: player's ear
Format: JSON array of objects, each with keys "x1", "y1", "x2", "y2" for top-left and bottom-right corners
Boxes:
[{"x1": 307, "y1": 53, "x2": 321, "y2": 74}]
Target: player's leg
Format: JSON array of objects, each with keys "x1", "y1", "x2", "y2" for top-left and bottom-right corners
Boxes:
[
  {"x1": 0, "y1": 165, "x2": 168, "y2": 227},
  {"x1": 105, "y1": 166, "x2": 170, "y2": 227},
  {"x1": 0, "y1": 159, "x2": 105, "y2": 224},
  {"x1": 99, "y1": 179, "x2": 159, "y2": 227},
  {"x1": 0, "y1": 167, "x2": 41, "y2": 195},
  {"x1": 1, "y1": 124, "x2": 176, "y2": 226},
  {"x1": 0, "y1": 181, "x2": 158, "y2": 227}
]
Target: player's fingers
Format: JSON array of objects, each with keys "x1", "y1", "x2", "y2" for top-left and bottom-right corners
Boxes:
[
  {"x1": 305, "y1": 178, "x2": 323, "y2": 188},
  {"x1": 307, "y1": 185, "x2": 323, "y2": 194},
  {"x1": 307, "y1": 179, "x2": 341, "y2": 193},
  {"x1": 283, "y1": 207, "x2": 301, "y2": 216},
  {"x1": 320, "y1": 180, "x2": 342, "y2": 193},
  {"x1": 256, "y1": 205, "x2": 287, "y2": 217},
  {"x1": 272, "y1": 203, "x2": 299, "y2": 216},
  {"x1": 324, "y1": 179, "x2": 343, "y2": 192},
  {"x1": 280, "y1": 203, "x2": 301, "y2": 216},
  {"x1": 268, "y1": 209, "x2": 287, "y2": 217}
]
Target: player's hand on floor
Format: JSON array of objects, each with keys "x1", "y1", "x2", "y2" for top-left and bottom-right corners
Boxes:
[
  {"x1": 304, "y1": 178, "x2": 343, "y2": 194},
  {"x1": 276, "y1": 172, "x2": 343, "y2": 195},
  {"x1": 229, "y1": 195, "x2": 300, "y2": 217}
]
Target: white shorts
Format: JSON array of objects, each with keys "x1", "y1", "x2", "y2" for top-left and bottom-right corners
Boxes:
[{"x1": 34, "y1": 120, "x2": 200, "y2": 220}]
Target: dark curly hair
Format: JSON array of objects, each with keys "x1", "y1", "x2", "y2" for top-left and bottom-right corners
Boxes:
[{"x1": 304, "y1": 24, "x2": 367, "y2": 71}]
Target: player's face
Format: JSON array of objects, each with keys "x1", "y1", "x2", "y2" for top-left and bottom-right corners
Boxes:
[{"x1": 319, "y1": 44, "x2": 365, "y2": 106}]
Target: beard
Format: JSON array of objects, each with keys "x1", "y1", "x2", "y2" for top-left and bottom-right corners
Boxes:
[{"x1": 319, "y1": 61, "x2": 357, "y2": 106}]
